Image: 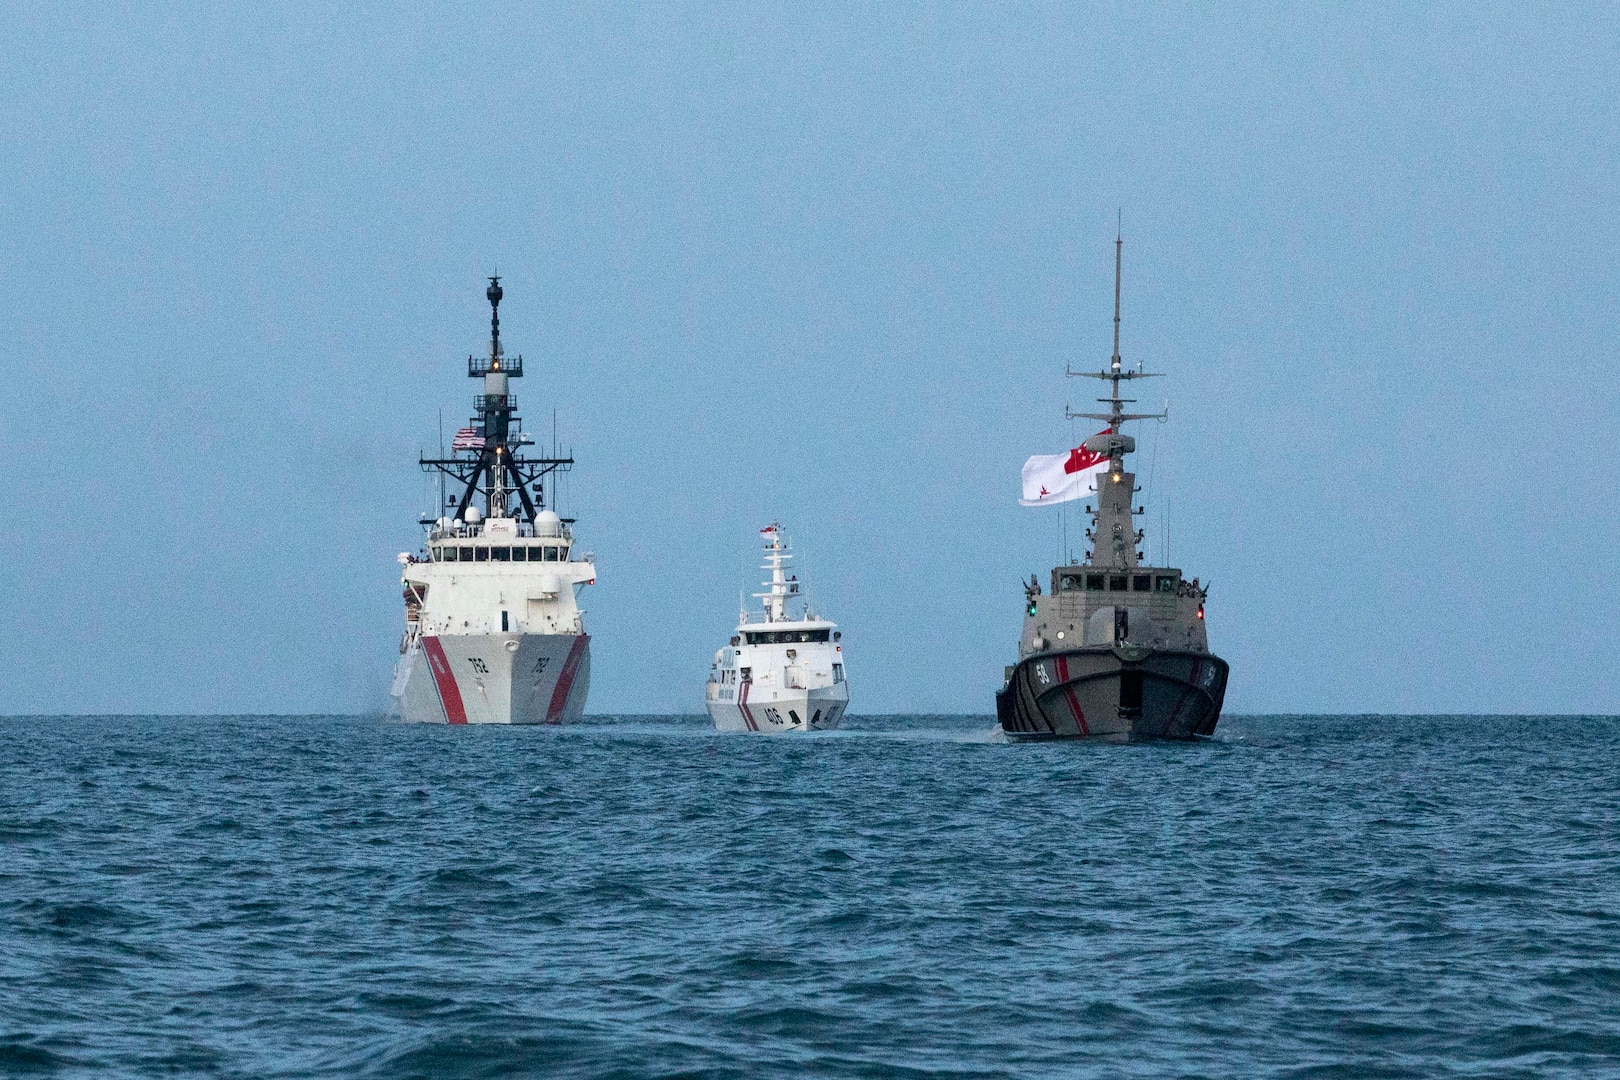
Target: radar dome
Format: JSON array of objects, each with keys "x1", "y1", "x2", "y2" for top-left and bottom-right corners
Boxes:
[
  {"x1": 534, "y1": 510, "x2": 562, "y2": 537},
  {"x1": 464, "y1": 506, "x2": 483, "y2": 524}
]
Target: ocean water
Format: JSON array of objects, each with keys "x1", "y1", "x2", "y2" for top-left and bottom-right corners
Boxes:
[{"x1": 2, "y1": 715, "x2": 1618, "y2": 1079}]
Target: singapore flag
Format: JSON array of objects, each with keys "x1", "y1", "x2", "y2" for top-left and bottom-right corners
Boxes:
[{"x1": 1019, "y1": 431, "x2": 1110, "y2": 507}]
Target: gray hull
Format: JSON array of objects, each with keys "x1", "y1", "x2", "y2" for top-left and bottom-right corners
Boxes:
[{"x1": 996, "y1": 645, "x2": 1228, "y2": 741}]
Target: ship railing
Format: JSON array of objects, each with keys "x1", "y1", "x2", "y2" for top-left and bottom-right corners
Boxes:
[
  {"x1": 473, "y1": 393, "x2": 516, "y2": 412},
  {"x1": 468, "y1": 354, "x2": 523, "y2": 377},
  {"x1": 428, "y1": 522, "x2": 573, "y2": 542}
]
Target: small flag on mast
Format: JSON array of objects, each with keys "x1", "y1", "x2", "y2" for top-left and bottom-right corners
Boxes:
[{"x1": 452, "y1": 426, "x2": 485, "y2": 451}]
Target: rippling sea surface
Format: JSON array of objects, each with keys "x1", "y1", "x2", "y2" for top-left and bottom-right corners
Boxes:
[{"x1": 3, "y1": 715, "x2": 1619, "y2": 1078}]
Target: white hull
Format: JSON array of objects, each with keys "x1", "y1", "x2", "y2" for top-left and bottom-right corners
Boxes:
[
  {"x1": 706, "y1": 683, "x2": 848, "y2": 733},
  {"x1": 392, "y1": 632, "x2": 590, "y2": 725}
]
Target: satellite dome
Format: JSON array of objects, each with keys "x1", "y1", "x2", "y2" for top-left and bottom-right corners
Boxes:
[
  {"x1": 534, "y1": 510, "x2": 562, "y2": 537},
  {"x1": 464, "y1": 506, "x2": 483, "y2": 524}
]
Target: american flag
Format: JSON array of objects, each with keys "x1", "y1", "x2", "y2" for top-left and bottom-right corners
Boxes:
[{"x1": 452, "y1": 426, "x2": 485, "y2": 451}]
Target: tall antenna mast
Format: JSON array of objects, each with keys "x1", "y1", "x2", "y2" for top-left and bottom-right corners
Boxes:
[
  {"x1": 1066, "y1": 224, "x2": 1166, "y2": 513},
  {"x1": 1112, "y1": 212, "x2": 1122, "y2": 375},
  {"x1": 489, "y1": 268, "x2": 502, "y2": 359},
  {"x1": 420, "y1": 277, "x2": 575, "y2": 526}
]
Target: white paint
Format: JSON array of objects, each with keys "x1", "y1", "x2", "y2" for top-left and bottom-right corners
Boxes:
[
  {"x1": 704, "y1": 523, "x2": 849, "y2": 733},
  {"x1": 390, "y1": 517, "x2": 596, "y2": 724}
]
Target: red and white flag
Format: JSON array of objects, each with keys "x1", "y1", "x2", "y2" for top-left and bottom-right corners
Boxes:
[
  {"x1": 452, "y1": 426, "x2": 485, "y2": 451},
  {"x1": 1019, "y1": 431, "x2": 1109, "y2": 507}
]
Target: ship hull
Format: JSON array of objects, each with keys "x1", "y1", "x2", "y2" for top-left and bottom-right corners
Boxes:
[
  {"x1": 996, "y1": 645, "x2": 1227, "y2": 741},
  {"x1": 392, "y1": 632, "x2": 590, "y2": 725},
  {"x1": 707, "y1": 684, "x2": 848, "y2": 733}
]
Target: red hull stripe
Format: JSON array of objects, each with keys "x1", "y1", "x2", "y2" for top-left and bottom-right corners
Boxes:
[
  {"x1": 1054, "y1": 655, "x2": 1090, "y2": 735},
  {"x1": 422, "y1": 636, "x2": 468, "y2": 725},
  {"x1": 739, "y1": 681, "x2": 758, "y2": 731},
  {"x1": 545, "y1": 635, "x2": 590, "y2": 725}
]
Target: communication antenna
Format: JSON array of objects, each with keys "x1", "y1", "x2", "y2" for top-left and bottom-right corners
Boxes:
[
  {"x1": 489, "y1": 268, "x2": 502, "y2": 358},
  {"x1": 1067, "y1": 220, "x2": 1165, "y2": 430},
  {"x1": 1112, "y1": 211, "x2": 1122, "y2": 374}
]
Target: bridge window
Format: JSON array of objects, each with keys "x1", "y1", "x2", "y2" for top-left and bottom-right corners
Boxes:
[
  {"x1": 1086, "y1": 574, "x2": 1105, "y2": 590},
  {"x1": 474, "y1": 547, "x2": 489, "y2": 562},
  {"x1": 492, "y1": 547, "x2": 509, "y2": 561},
  {"x1": 1059, "y1": 574, "x2": 1081, "y2": 592},
  {"x1": 743, "y1": 629, "x2": 832, "y2": 645},
  {"x1": 1133, "y1": 575, "x2": 1152, "y2": 592},
  {"x1": 1155, "y1": 575, "x2": 1178, "y2": 593},
  {"x1": 545, "y1": 546, "x2": 560, "y2": 562},
  {"x1": 460, "y1": 547, "x2": 474, "y2": 561},
  {"x1": 1109, "y1": 575, "x2": 1127, "y2": 591}
]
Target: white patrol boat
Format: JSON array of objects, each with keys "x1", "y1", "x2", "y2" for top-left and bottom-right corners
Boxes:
[
  {"x1": 706, "y1": 524, "x2": 849, "y2": 732},
  {"x1": 391, "y1": 276, "x2": 596, "y2": 725}
]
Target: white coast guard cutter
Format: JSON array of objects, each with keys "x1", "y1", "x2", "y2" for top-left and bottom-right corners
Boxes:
[
  {"x1": 706, "y1": 524, "x2": 849, "y2": 732},
  {"x1": 391, "y1": 277, "x2": 595, "y2": 724}
]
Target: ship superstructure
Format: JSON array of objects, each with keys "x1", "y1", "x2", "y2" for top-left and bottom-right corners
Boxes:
[
  {"x1": 391, "y1": 277, "x2": 595, "y2": 724},
  {"x1": 997, "y1": 236, "x2": 1228, "y2": 740},
  {"x1": 706, "y1": 525, "x2": 849, "y2": 732}
]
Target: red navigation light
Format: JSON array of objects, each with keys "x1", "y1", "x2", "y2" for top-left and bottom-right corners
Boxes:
[{"x1": 1197, "y1": 606, "x2": 1205, "y2": 620}]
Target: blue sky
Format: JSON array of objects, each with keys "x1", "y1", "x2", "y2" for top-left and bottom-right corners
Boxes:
[{"x1": 2, "y1": 4, "x2": 1616, "y2": 714}]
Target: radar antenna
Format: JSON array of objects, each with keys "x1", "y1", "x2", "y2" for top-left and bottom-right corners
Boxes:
[{"x1": 1066, "y1": 222, "x2": 1166, "y2": 435}]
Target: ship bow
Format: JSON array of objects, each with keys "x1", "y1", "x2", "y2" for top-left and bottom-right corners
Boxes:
[{"x1": 998, "y1": 646, "x2": 1228, "y2": 741}]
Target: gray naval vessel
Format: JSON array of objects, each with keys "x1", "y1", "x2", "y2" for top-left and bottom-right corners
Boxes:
[{"x1": 997, "y1": 237, "x2": 1228, "y2": 740}]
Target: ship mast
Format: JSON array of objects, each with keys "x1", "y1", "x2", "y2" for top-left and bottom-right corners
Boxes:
[
  {"x1": 484, "y1": 276, "x2": 510, "y2": 518},
  {"x1": 419, "y1": 277, "x2": 577, "y2": 526},
  {"x1": 1065, "y1": 226, "x2": 1165, "y2": 567},
  {"x1": 751, "y1": 524, "x2": 798, "y2": 623}
]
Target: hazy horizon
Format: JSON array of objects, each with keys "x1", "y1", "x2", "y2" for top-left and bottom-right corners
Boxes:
[{"x1": 3, "y1": 5, "x2": 1617, "y2": 715}]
